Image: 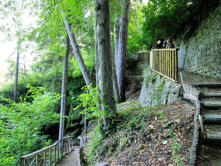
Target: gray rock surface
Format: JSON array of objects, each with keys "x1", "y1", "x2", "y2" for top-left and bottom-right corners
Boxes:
[
  {"x1": 175, "y1": 4, "x2": 221, "y2": 78},
  {"x1": 139, "y1": 67, "x2": 181, "y2": 107},
  {"x1": 96, "y1": 162, "x2": 109, "y2": 166}
]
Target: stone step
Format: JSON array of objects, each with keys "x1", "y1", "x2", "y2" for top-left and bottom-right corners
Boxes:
[
  {"x1": 193, "y1": 81, "x2": 221, "y2": 88},
  {"x1": 202, "y1": 98, "x2": 221, "y2": 108},
  {"x1": 202, "y1": 88, "x2": 221, "y2": 97},
  {"x1": 204, "y1": 109, "x2": 221, "y2": 115},
  {"x1": 195, "y1": 83, "x2": 221, "y2": 88},
  {"x1": 205, "y1": 125, "x2": 221, "y2": 141},
  {"x1": 204, "y1": 114, "x2": 221, "y2": 124}
]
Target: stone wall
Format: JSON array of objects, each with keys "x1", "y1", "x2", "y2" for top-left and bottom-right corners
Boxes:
[
  {"x1": 175, "y1": 3, "x2": 221, "y2": 78},
  {"x1": 139, "y1": 67, "x2": 181, "y2": 107}
]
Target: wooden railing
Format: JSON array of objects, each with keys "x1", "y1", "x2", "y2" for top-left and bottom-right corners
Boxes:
[
  {"x1": 20, "y1": 136, "x2": 74, "y2": 166},
  {"x1": 150, "y1": 48, "x2": 178, "y2": 81}
]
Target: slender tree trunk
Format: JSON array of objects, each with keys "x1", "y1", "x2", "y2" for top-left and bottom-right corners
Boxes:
[
  {"x1": 134, "y1": 6, "x2": 142, "y2": 36},
  {"x1": 14, "y1": 51, "x2": 19, "y2": 102},
  {"x1": 59, "y1": 36, "x2": 70, "y2": 140},
  {"x1": 62, "y1": 13, "x2": 91, "y2": 88},
  {"x1": 14, "y1": 0, "x2": 24, "y2": 102},
  {"x1": 94, "y1": 0, "x2": 116, "y2": 131},
  {"x1": 116, "y1": 0, "x2": 130, "y2": 102},
  {"x1": 114, "y1": 16, "x2": 120, "y2": 60},
  {"x1": 110, "y1": 39, "x2": 120, "y2": 102}
]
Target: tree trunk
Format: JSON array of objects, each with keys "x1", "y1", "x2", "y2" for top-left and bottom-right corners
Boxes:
[
  {"x1": 134, "y1": 5, "x2": 142, "y2": 36},
  {"x1": 14, "y1": 0, "x2": 24, "y2": 102},
  {"x1": 110, "y1": 39, "x2": 120, "y2": 102},
  {"x1": 59, "y1": 36, "x2": 70, "y2": 140},
  {"x1": 94, "y1": 0, "x2": 117, "y2": 131},
  {"x1": 14, "y1": 51, "x2": 19, "y2": 102},
  {"x1": 114, "y1": 16, "x2": 120, "y2": 60},
  {"x1": 116, "y1": 0, "x2": 130, "y2": 102},
  {"x1": 62, "y1": 13, "x2": 91, "y2": 88}
]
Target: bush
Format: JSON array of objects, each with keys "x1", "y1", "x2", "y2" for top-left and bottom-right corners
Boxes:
[{"x1": 0, "y1": 86, "x2": 60, "y2": 166}]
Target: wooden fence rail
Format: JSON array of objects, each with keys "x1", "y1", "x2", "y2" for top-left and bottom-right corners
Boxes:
[
  {"x1": 20, "y1": 136, "x2": 74, "y2": 166},
  {"x1": 150, "y1": 48, "x2": 178, "y2": 82}
]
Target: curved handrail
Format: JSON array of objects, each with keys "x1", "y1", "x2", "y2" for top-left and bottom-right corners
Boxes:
[{"x1": 20, "y1": 136, "x2": 74, "y2": 166}]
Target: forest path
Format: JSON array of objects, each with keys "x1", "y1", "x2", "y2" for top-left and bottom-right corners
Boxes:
[{"x1": 57, "y1": 146, "x2": 81, "y2": 166}]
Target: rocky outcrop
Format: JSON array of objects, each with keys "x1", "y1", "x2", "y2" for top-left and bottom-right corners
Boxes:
[
  {"x1": 139, "y1": 67, "x2": 181, "y2": 107},
  {"x1": 175, "y1": 4, "x2": 221, "y2": 78}
]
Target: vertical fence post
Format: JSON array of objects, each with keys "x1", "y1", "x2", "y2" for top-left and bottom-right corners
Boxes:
[
  {"x1": 49, "y1": 148, "x2": 52, "y2": 166},
  {"x1": 58, "y1": 143, "x2": 60, "y2": 160},
  {"x1": 24, "y1": 159, "x2": 27, "y2": 166},
  {"x1": 68, "y1": 137, "x2": 71, "y2": 152},
  {"x1": 43, "y1": 151, "x2": 46, "y2": 166},
  {"x1": 55, "y1": 144, "x2": 57, "y2": 162},
  {"x1": 61, "y1": 140, "x2": 63, "y2": 157},
  {"x1": 150, "y1": 50, "x2": 153, "y2": 69},
  {"x1": 66, "y1": 140, "x2": 68, "y2": 154},
  {"x1": 175, "y1": 49, "x2": 178, "y2": 81},
  {"x1": 36, "y1": 155, "x2": 39, "y2": 166}
]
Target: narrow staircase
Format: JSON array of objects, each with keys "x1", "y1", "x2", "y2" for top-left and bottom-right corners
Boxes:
[
  {"x1": 201, "y1": 85, "x2": 221, "y2": 141},
  {"x1": 197, "y1": 84, "x2": 221, "y2": 165}
]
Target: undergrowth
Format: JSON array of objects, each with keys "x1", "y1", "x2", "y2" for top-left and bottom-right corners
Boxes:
[
  {"x1": 86, "y1": 103, "x2": 152, "y2": 165},
  {"x1": 85, "y1": 102, "x2": 186, "y2": 166}
]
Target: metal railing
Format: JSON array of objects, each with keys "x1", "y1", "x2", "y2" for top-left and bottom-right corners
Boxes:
[
  {"x1": 20, "y1": 136, "x2": 74, "y2": 166},
  {"x1": 150, "y1": 48, "x2": 178, "y2": 81}
]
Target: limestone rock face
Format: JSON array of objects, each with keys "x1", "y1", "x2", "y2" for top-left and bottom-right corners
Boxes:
[
  {"x1": 139, "y1": 67, "x2": 181, "y2": 107},
  {"x1": 175, "y1": 4, "x2": 221, "y2": 78}
]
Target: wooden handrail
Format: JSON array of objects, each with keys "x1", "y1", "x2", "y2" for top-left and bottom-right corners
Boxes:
[
  {"x1": 150, "y1": 48, "x2": 178, "y2": 82},
  {"x1": 20, "y1": 136, "x2": 74, "y2": 166}
]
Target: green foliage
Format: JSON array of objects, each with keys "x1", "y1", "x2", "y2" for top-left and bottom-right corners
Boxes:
[
  {"x1": 86, "y1": 125, "x2": 104, "y2": 164},
  {"x1": 127, "y1": 2, "x2": 144, "y2": 55},
  {"x1": 142, "y1": 0, "x2": 219, "y2": 48},
  {"x1": 167, "y1": 123, "x2": 185, "y2": 166},
  {"x1": 0, "y1": 86, "x2": 60, "y2": 166},
  {"x1": 86, "y1": 102, "x2": 151, "y2": 165},
  {"x1": 74, "y1": 85, "x2": 100, "y2": 121}
]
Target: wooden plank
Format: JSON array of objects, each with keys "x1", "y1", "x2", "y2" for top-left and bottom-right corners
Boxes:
[
  {"x1": 163, "y1": 50, "x2": 166, "y2": 75},
  {"x1": 24, "y1": 159, "x2": 27, "y2": 166},
  {"x1": 170, "y1": 50, "x2": 173, "y2": 79},
  {"x1": 150, "y1": 51, "x2": 153, "y2": 69},
  {"x1": 49, "y1": 149, "x2": 52, "y2": 166},
  {"x1": 161, "y1": 51, "x2": 165, "y2": 73},
  {"x1": 36, "y1": 155, "x2": 39, "y2": 166},
  {"x1": 172, "y1": 50, "x2": 174, "y2": 80},
  {"x1": 54, "y1": 144, "x2": 57, "y2": 162},
  {"x1": 43, "y1": 151, "x2": 46, "y2": 166},
  {"x1": 58, "y1": 143, "x2": 60, "y2": 160},
  {"x1": 159, "y1": 50, "x2": 161, "y2": 73},
  {"x1": 167, "y1": 50, "x2": 170, "y2": 78},
  {"x1": 68, "y1": 138, "x2": 71, "y2": 152},
  {"x1": 175, "y1": 49, "x2": 178, "y2": 81}
]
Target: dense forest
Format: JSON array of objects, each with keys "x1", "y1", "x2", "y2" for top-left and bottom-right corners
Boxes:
[{"x1": 0, "y1": 0, "x2": 219, "y2": 165}]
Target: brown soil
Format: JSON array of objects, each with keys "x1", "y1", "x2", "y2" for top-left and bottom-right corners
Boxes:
[{"x1": 86, "y1": 100, "x2": 195, "y2": 166}]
